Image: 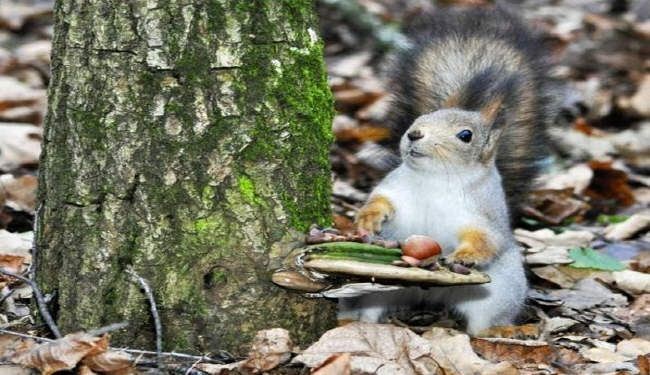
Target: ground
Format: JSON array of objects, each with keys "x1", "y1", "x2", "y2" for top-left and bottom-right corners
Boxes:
[{"x1": 0, "y1": 0, "x2": 649, "y2": 374}]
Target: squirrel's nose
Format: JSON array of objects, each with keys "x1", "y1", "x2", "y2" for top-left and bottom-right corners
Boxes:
[{"x1": 407, "y1": 130, "x2": 424, "y2": 141}]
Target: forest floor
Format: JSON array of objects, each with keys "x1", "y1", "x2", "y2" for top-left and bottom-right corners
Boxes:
[{"x1": 0, "y1": 0, "x2": 649, "y2": 374}]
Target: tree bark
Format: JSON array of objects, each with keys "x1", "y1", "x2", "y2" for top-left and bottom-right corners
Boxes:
[{"x1": 36, "y1": 0, "x2": 336, "y2": 354}]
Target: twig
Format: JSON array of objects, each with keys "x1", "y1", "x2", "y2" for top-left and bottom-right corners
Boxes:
[
  {"x1": 0, "y1": 268, "x2": 61, "y2": 339},
  {"x1": 0, "y1": 328, "x2": 53, "y2": 342},
  {"x1": 126, "y1": 268, "x2": 162, "y2": 361},
  {"x1": 185, "y1": 356, "x2": 205, "y2": 375},
  {"x1": 0, "y1": 328, "x2": 229, "y2": 364},
  {"x1": 88, "y1": 322, "x2": 129, "y2": 336}
]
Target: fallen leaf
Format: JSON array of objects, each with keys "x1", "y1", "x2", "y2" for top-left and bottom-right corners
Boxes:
[
  {"x1": 294, "y1": 323, "x2": 515, "y2": 375},
  {"x1": 477, "y1": 324, "x2": 540, "y2": 340},
  {"x1": 12, "y1": 333, "x2": 109, "y2": 375},
  {"x1": 312, "y1": 353, "x2": 351, "y2": 375},
  {"x1": 0, "y1": 174, "x2": 38, "y2": 213},
  {"x1": 585, "y1": 160, "x2": 635, "y2": 208},
  {"x1": 241, "y1": 328, "x2": 292, "y2": 373},
  {"x1": 531, "y1": 265, "x2": 577, "y2": 288},
  {"x1": 604, "y1": 213, "x2": 650, "y2": 241},
  {"x1": 81, "y1": 350, "x2": 134, "y2": 374},
  {"x1": 525, "y1": 246, "x2": 573, "y2": 266},
  {"x1": 617, "y1": 338, "x2": 650, "y2": 360},
  {"x1": 515, "y1": 228, "x2": 594, "y2": 248},
  {"x1": 522, "y1": 188, "x2": 589, "y2": 225},
  {"x1": 639, "y1": 354, "x2": 650, "y2": 375},
  {"x1": 335, "y1": 125, "x2": 391, "y2": 143},
  {"x1": 618, "y1": 74, "x2": 650, "y2": 117},
  {"x1": 0, "y1": 76, "x2": 45, "y2": 111},
  {"x1": 196, "y1": 361, "x2": 243, "y2": 375},
  {"x1": 0, "y1": 253, "x2": 26, "y2": 284},
  {"x1": 582, "y1": 346, "x2": 627, "y2": 363},
  {"x1": 0, "y1": 123, "x2": 42, "y2": 171},
  {"x1": 568, "y1": 247, "x2": 625, "y2": 271},
  {"x1": 542, "y1": 163, "x2": 594, "y2": 194},
  {"x1": 0, "y1": 0, "x2": 53, "y2": 31},
  {"x1": 0, "y1": 230, "x2": 32, "y2": 256},
  {"x1": 0, "y1": 334, "x2": 35, "y2": 358},
  {"x1": 611, "y1": 270, "x2": 650, "y2": 295},
  {"x1": 549, "y1": 278, "x2": 627, "y2": 310},
  {"x1": 470, "y1": 337, "x2": 554, "y2": 364},
  {"x1": 542, "y1": 317, "x2": 579, "y2": 335}
]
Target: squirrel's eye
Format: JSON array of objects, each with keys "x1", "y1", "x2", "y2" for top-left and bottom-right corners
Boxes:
[{"x1": 456, "y1": 129, "x2": 473, "y2": 143}]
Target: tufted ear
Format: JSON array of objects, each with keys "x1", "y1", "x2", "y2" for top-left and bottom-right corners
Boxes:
[{"x1": 480, "y1": 95, "x2": 505, "y2": 125}]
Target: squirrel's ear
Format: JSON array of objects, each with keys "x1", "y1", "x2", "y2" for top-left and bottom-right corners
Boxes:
[
  {"x1": 480, "y1": 126, "x2": 505, "y2": 162},
  {"x1": 480, "y1": 95, "x2": 505, "y2": 124}
]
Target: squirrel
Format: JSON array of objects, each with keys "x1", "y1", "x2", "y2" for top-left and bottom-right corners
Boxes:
[{"x1": 338, "y1": 6, "x2": 558, "y2": 334}]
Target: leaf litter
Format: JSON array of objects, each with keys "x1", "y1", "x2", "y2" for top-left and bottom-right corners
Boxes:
[{"x1": 0, "y1": 0, "x2": 649, "y2": 373}]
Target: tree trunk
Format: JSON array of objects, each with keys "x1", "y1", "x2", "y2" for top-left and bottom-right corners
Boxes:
[{"x1": 36, "y1": 0, "x2": 336, "y2": 355}]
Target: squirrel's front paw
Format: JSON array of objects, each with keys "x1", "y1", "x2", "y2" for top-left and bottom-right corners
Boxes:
[
  {"x1": 356, "y1": 195, "x2": 394, "y2": 234},
  {"x1": 446, "y1": 228, "x2": 497, "y2": 267}
]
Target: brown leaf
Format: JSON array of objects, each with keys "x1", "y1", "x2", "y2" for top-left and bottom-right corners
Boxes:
[
  {"x1": 334, "y1": 125, "x2": 391, "y2": 143},
  {"x1": 0, "y1": 174, "x2": 38, "y2": 213},
  {"x1": 639, "y1": 354, "x2": 650, "y2": 375},
  {"x1": 81, "y1": 350, "x2": 134, "y2": 374},
  {"x1": 312, "y1": 353, "x2": 351, "y2": 375},
  {"x1": 0, "y1": 77, "x2": 45, "y2": 111},
  {"x1": 295, "y1": 323, "x2": 515, "y2": 375},
  {"x1": 585, "y1": 160, "x2": 635, "y2": 209},
  {"x1": 0, "y1": 124, "x2": 42, "y2": 170},
  {"x1": 241, "y1": 328, "x2": 292, "y2": 373},
  {"x1": 12, "y1": 333, "x2": 109, "y2": 375},
  {"x1": 470, "y1": 337, "x2": 555, "y2": 364},
  {"x1": 522, "y1": 188, "x2": 589, "y2": 225},
  {"x1": 0, "y1": 334, "x2": 35, "y2": 359},
  {"x1": 0, "y1": 254, "x2": 26, "y2": 285}
]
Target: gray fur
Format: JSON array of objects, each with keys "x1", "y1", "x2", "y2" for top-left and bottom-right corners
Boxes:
[{"x1": 385, "y1": 5, "x2": 561, "y2": 216}]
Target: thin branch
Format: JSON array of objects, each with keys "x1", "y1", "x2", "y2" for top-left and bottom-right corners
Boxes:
[
  {"x1": 88, "y1": 322, "x2": 129, "y2": 336},
  {"x1": 126, "y1": 268, "x2": 162, "y2": 361},
  {"x1": 0, "y1": 268, "x2": 61, "y2": 339},
  {"x1": 0, "y1": 328, "x2": 53, "y2": 342},
  {"x1": 0, "y1": 328, "x2": 227, "y2": 364}
]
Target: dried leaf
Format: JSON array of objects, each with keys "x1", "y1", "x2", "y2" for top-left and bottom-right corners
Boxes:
[
  {"x1": 522, "y1": 188, "x2": 589, "y2": 225},
  {"x1": 0, "y1": 123, "x2": 42, "y2": 170},
  {"x1": 611, "y1": 270, "x2": 650, "y2": 295},
  {"x1": 618, "y1": 74, "x2": 650, "y2": 117},
  {"x1": 531, "y1": 265, "x2": 576, "y2": 288},
  {"x1": 0, "y1": 253, "x2": 26, "y2": 284},
  {"x1": 294, "y1": 323, "x2": 515, "y2": 375},
  {"x1": 604, "y1": 213, "x2": 650, "y2": 241},
  {"x1": 470, "y1": 337, "x2": 554, "y2": 364},
  {"x1": 81, "y1": 350, "x2": 134, "y2": 374},
  {"x1": 543, "y1": 163, "x2": 594, "y2": 194},
  {"x1": 525, "y1": 246, "x2": 573, "y2": 266},
  {"x1": 639, "y1": 354, "x2": 650, "y2": 375},
  {"x1": 617, "y1": 338, "x2": 650, "y2": 360},
  {"x1": 549, "y1": 278, "x2": 627, "y2": 310},
  {"x1": 196, "y1": 361, "x2": 242, "y2": 375},
  {"x1": 582, "y1": 347, "x2": 627, "y2": 363},
  {"x1": 312, "y1": 353, "x2": 351, "y2": 375},
  {"x1": 585, "y1": 160, "x2": 635, "y2": 208},
  {"x1": 515, "y1": 228, "x2": 594, "y2": 248},
  {"x1": 12, "y1": 333, "x2": 109, "y2": 375},
  {"x1": 335, "y1": 125, "x2": 391, "y2": 143},
  {"x1": 568, "y1": 247, "x2": 625, "y2": 271},
  {"x1": 241, "y1": 328, "x2": 292, "y2": 373},
  {"x1": 0, "y1": 174, "x2": 38, "y2": 213}
]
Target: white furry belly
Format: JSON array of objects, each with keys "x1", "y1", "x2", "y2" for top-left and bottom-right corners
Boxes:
[{"x1": 379, "y1": 192, "x2": 473, "y2": 255}]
